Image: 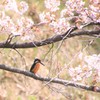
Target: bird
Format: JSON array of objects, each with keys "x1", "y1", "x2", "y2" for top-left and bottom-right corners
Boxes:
[{"x1": 30, "y1": 58, "x2": 44, "y2": 74}]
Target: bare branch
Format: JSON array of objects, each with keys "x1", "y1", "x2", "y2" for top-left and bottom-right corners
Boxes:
[
  {"x1": 0, "y1": 64, "x2": 100, "y2": 93},
  {"x1": 0, "y1": 22, "x2": 100, "y2": 49},
  {"x1": 43, "y1": 43, "x2": 54, "y2": 60},
  {"x1": 0, "y1": 28, "x2": 100, "y2": 49}
]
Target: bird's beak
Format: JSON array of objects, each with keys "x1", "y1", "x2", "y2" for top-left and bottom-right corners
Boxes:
[{"x1": 40, "y1": 62, "x2": 45, "y2": 66}]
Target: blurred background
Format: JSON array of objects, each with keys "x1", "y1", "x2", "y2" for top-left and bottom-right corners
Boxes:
[{"x1": 0, "y1": 0, "x2": 100, "y2": 100}]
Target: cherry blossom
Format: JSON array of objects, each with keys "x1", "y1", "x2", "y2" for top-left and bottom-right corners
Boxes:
[
  {"x1": 49, "y1": 18, "x2": 70, "y2": 34},
  {"x1": 84, "y1": 54, "x2": 100, "y2": 70},
  {"x1": 18, "y1": 1, "x2": 29, "y2": 15},
  {"x1": 0, "y1": 12, "x2": 16, "y2": 34},
  {"x1": 45, "y1": 0, "x2": 60, "y2": 12},
  {"x1": 39, "y1": 12, "x2": 55, "y2": 23},
  {"x1": 4, "y1": 0, "x2": 18, "y2": 13},
  {"x1": 69, "y1": 54, "x2": 100, "y2": 82},
  {"x1": 68, "y1": 66, "x2": 82, "y2": 81},
  {"x1": 0, "y1": 0, "x2": 99, "y2": 41}
]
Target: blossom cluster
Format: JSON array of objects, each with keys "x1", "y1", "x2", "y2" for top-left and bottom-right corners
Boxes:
[
  {"x1": 0, "y1": 0, "x2": 99, "y2": 39},
  {"x1": 39, "y1": 0, "x2": 100, "y2": 34},
  {"x1": 2, "y1": 0, "x2": 28, "y2": 15},
  {"x1": 0, "y1": 0, "x2": 34, "y2": 40},
  {"x1": 45, "y1": 0, "x2": 60, "y2": 12},
  {"x1": 68, "y1": 54, "x2": 100, "y2": 83}
]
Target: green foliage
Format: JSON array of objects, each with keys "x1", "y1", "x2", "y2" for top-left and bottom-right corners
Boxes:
[
  {"x1": 28, "y1": 95, "x2": 36, "y2": 100},
  {"x1": 17, "y1": 96, "x2": 22, "y2": 100}
]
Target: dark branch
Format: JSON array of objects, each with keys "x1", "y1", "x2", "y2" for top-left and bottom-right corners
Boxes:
[
  {"x1": 0, "y1": 64, "x2": 100, "y2": 93},
  {"x1": 0, "y1": 22, "x2": 100, "y2": 49},
  {"x1": 0, "y1": 29, "x2": 100, "y2": 49}
]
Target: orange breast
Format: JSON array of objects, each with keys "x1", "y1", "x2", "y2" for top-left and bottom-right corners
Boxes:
[{"x1": 32, "y1": 63, "x2": 40, "y2": 74}]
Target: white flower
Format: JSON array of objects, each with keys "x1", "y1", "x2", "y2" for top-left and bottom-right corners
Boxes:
[
  {"x1": 78, "y1": 52, "x2": 83, "y2": 60},
  {"x1": 60, "y1": 9, "x2": 67, "y2": 17},
  {"x1": 39, "y1": 12, "x2": 55, "y2": 23},
  {"x1": 5, "y1": 0, "x2": 18, "y2": 13},
  {"x1": 45, "y1": 0, "x2": 60, "y2": 12},
  {"x1": 18, "y1": 1, "x2": 28, "y2": 15},
  {"x1": 84, "y1": 54, "x2": 100, "y2": 69},
  {"x1": 49, "y1": 18, "x2": 70, "y2": 34}
]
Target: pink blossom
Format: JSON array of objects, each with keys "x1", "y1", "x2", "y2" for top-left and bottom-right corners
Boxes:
[
  {"x1": 82, "y1": 65, "x2": 92, "y2": 78},
  {"x1": 68, "y1": 64, "x2": 93, "y2": 81},
  {"x1": 68, "y1": 66, "x2": 83, "y2": 81},
  {"x1": 18, "y1": 1, "x2": 29, "y2": 15},
  {"x1": 39, "y1": 12, "x2": 55, "y2": 23},
  {"x1": 90, "y1": 0, "x2": 99, "y2": 4},
  {"x1": 50, "y1": 18, "x2": 70, "y2": 34},
  {"x1": 0, "y1": 13, "x2": 16, "y2": 34},
  {"x1": 84, "y1": 54, "x2": 100, "y2": 69},
  {"x1": 17, "y1": 17, "x2": 34, "y2": 28},
  {"x1": 60, "y1": 9, "x2": 74, "y2": 18},
  {"x1": 78, "y1": 52, "x2": 83, "y2": 60},
  {"x1": 45, "y1": 0, "x2": 60, "y2": 12},
  {"x1": 4, "y1": 0, "x2": 18, "y2": 13},
  {"x1": 65, "y1": 0, "x2": 85, "y2": 12}
]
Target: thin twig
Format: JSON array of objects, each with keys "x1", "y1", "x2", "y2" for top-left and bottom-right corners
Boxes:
[
  {"x1": 13, "y1": 49, "x2": 27, "y2": 68},
  {"x1": 35, "y1": 33, "x2": 98, "y2": 95},
  {"x1": 43, "y1": 43, "x2": 54, "y2": 61}
]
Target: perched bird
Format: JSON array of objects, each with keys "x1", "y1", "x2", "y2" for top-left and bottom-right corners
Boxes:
[{"x1": 30, "y1": 58, "x2": 44, "y2": 74}]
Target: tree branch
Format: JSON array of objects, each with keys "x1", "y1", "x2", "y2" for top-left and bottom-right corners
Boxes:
[
  {"x1": 0, "y1": 64, "x2": 100, "y2": 93},
  {"x1": 0, "y1": 29, "x2": 100, "y2": 49}
]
